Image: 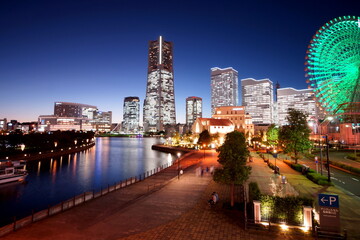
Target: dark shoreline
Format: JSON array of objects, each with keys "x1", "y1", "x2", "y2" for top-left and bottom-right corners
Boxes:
[
  {"x1": 151, "y1": 144, "x2": 194, "y2": 155},
  {"x1": 4, "y1": 143, "x2": 95, "y2": 162}
]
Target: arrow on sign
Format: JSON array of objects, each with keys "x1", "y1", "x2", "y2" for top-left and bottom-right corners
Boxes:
[{"x1": 320, "y1": 197, "x2": 328, "y2": 204}]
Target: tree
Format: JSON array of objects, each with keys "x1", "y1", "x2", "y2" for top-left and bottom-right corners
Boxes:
[
  {"x1": 266, "y1": 124, "x2": 279, "y2": 148},
  {"x1": 213, "y1": 131, "x2": 251, "y2": 207},
  {"x1": 279, "y1": 108, "x2": 312, "y2": 163},
  {"x1": 197, "y1": 130, "x2": 211, "y2": 147}
]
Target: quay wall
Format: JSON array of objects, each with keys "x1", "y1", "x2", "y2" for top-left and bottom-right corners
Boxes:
[
  {"x1": 6, "y1": 143, "x2": 95, "y2": 162},
  {"x1": 151, "y1": 144, "x2": 193, "y2": 156}
]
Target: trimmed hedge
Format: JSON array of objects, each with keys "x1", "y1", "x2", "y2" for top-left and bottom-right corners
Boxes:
[
  {"x1": 248, "y1": 182, "x2": 261, "y2": 202},
  {"x1": 259, "y1": 195, "x2": 313, "y2": 225},
  {"x1": 330, "y1": 160, "x2": 360, "y2": 175},
  {"x1": 283, "y1": 160, "x2": 333, "y2": 186}
]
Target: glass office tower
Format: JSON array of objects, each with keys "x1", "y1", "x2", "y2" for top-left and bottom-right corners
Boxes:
[{"x1": 143, "y1": 36, "x2": 176, "y2": 132}]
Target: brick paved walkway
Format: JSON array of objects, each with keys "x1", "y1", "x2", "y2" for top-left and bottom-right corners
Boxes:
[{"x1": 2, "y1": 149, "x2": 314, "y2": 240}]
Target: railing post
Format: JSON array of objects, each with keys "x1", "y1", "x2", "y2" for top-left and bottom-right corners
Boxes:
[
  {"x1": 31, "y1": 209, "x2": 34, "y2": 223},
  {"x1": 73, "y1": 196, "x2": 75, "y2": 206},
  {"x1": 83, "y1": 192, "x2": 86, "y2": 202},
  {"x1": 48, "y1": 205, "x2": 50, "y2": 216},
  {"x1": 108, "y1": 184, "x2": 110, "y2": 193}
]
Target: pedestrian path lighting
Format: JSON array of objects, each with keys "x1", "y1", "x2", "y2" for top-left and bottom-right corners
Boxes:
[
  {"x1": 203, "y1": 144, "x2": 206, "y2": 160},
  {"x1": 273, "y1": 149, "x2": 278, "y2": 174},
  {"x1": 177, "y1": 152, "x2": 181, "y2": 179},
  {"x1": 20, "y1": 144, "x2": 25, "y2": 151}
]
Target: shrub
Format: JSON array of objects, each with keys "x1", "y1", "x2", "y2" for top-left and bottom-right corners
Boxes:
[
  {"x1": 248, "y1": 182, "x2": 261, "y2": 202},
  {"x1": 306, "y1": 172, "x2": 332, "y2": 186},
  {"x1": 259, "y1": 195, "x2": 313, "y2": 225},
  {"x1": 347, "y1": 154, "x2": 357, "y2": 160},
  {"x1": 268, "y1": 162, "x2": 275, "y2": 170},
  {"x1": 330, "y1": 160, "x2": 360, "y2": 175}
]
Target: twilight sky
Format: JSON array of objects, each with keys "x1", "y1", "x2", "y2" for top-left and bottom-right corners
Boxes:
[{"x1": 0, "y1": 0, "x2": 359, "y2": 124}]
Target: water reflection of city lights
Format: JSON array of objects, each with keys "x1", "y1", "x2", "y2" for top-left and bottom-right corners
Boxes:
[
  {"x1": 37, "y1": 161, "x2": 41, "y2": 176},
  {"x1": 49, "y1": 158, "x2": 53, "y2": 172}
]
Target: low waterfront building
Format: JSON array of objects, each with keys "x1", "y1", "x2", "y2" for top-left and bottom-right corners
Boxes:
[
  {"x1": 192, "y1": 118, "x2": 234, "y2": 144},
  {"x1": 38, "y1": 102, "x2": 111, "y2": 132},
  {"x1": 212, "y1": 106, "x2": 254, "y2": 139}
]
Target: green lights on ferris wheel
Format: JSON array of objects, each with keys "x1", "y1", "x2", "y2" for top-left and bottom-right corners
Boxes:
[{"x1": 305, "y1": 16, "x2": 360, "y2": 114}]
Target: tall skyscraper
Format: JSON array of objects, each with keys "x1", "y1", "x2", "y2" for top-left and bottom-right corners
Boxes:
[
  {"x1": 241, "y1": 78, "x2": 274, "y2": 124},
  {"x1": 277, "y1": 88, "x2": 318, "y2": 126},
  {"x1": 211, "y1": 67, "x2": 238, "y2": 114},
  {"x1": 186, "y1": 96, "x2": 202, "y2": 127},
  {"x1": 123, "y1": 96, "x2": 140, "y2": 133},
  {"x1": 143, "y1": 36, "x2": 176, "y2": 132}
]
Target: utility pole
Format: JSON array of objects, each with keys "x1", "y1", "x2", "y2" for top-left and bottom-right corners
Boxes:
[{"x1": 325, "y1": 135, "x2": 331, "y2": 182}]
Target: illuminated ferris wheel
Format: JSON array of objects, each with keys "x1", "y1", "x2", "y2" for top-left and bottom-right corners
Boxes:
[{"x1": 305, "y1": 16, "x2": 360, "y2": 117}]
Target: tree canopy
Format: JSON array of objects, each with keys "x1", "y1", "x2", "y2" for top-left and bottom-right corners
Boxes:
[
  {"x1": 266, "y1": 124, "x2": 279, "y2": 147},
  {"x1": 214, "y1": 131, "x2": 251, "y2": 207},
  {"x1": 197, "y1": 130, "x2": 211, "y2": 147},
  {"x1": 279, "y1": 108, "x2": 312, "y2": 163}
]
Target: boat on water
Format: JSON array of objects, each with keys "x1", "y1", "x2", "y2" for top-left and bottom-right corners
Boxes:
[{"x1": 0, "y1": 160, "x2": 28, "y2": 184}]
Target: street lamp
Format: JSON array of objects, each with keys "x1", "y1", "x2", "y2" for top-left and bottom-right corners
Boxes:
[
  {"x1": 203, "y1": 144, "x2": 206, "y2": 160},
  {"x1": 54, "y1": 142, "x2": 58, "y2": 148},
  {"x1": 273, "y1": 149, "x2": 278, "y2": 174},
  {"x1": 319, "y1": 116, "x2": 333, "y2": 181},
  {"x1": 20, "y1": 144, "x2": 25, "y2": 151},
  {"x1": 177, "y1": 152, "x2": 181, "y2": 179}
]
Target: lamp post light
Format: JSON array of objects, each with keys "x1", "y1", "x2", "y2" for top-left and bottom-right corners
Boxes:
[
  {"x1": 319, "y1": 116, "x2": 333, "y2": 180},
  {"x1": 54, "y1": 142, "x2": 58, "y2": 148},
  {"x1": 177, "y1": 152, "x2": 181, "y2": 179},
  {"x1": 20, "y1": 144, "x2": 25, "y2": 151},
  {"x1": 273, "y1": 149, "x2": 278, "y2": 174},
  {"x1": 203, "y1": 144, "x2": 206, "y2": 161}
]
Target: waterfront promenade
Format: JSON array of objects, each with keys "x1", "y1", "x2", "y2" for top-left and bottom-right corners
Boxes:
[{"x1": 2, "y1": 149, "x2": 315, "y2": 240}]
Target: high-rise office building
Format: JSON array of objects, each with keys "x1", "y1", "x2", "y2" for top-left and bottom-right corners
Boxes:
[
  {"x1": 241, "y1": 78, "x2": 273, "y2": 124},
  {"x1": 211, "y1": 67, "x2": 238, "y2": 114},
  {"x1": 123, "y1": 97, "x2": 140, "y2": 133},
  {"x1": 143, "y1": 36, "x2": 176, "y2": 132},
  {"x1": 277, "y1": 88, "x2": 318, "y2": 126},
  {"x1": 186, "y1": 96, "x2": 202, "y2": 127}
]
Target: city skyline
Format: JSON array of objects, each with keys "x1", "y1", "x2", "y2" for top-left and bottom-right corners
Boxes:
[{"x1": 0, "y1": 0, "x2": 359, "y2": 123}]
